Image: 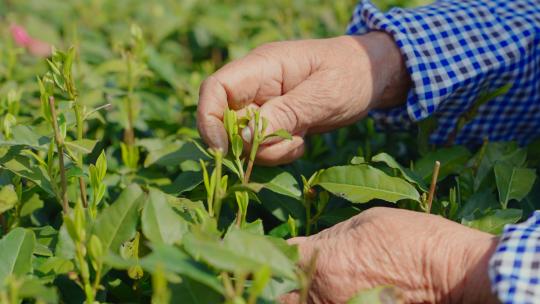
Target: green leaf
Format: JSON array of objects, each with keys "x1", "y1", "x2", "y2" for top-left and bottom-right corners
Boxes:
[
  {"x1": 458, "y1": 190, "x2": 499, "y2": 219},
  {"x1": 353, "y1": 152, "x2": 428, "y2": 192},
  {"x1": 18, "y1": 276, "x2": 59, "y2": 303},
  {"x1": 474, "y1": 143, "x2": 527, "y2": 191},
  {"x1": 231, "y1": 134, "x2": 243, "y2": 158},
  {"x1": 0, "y1": 228, "x2": 36, "y2": 283},
  {"x1": 142, "y1": 188, "x2": 188, "y2": 245},
  {"x1": 161, "y1": 171, "x2": 203, "y2": 195},
  {"x1": 494, "y1": 163, "x2": 536, "y2": 208},
  {"x1": 347, "y1": 286, "x2": 402, "y2": 304},
  {"x1": 144, "y1": 141, "x2": 208, "y2": 167},
  {"x1": 315, "y1": 165, "x2": 420, "y2": 203},
  {"x1": 264, "y1": 129, "x2": 292, "y2": 141},
  {"x1": 0, "y1": 185, "x2": 18, "y2": 214},
  {"x1": 36, "y1": 256, "x2": 74, "y2": 275},
  {"x1": 64, "y1": 139, "x2": 98, "y2": 154},
  {"x1": 183, "y1": 230, "x2": 296, "y2": 279},
  {"x1": 105, "y1": 244, "x2": 223, "y2": 293},
  {"x1": 414, "y1": 146, "x2": 471, "y2": 182},
  {"x1": 462, "y1": 209, "x2": 522, "y2": 234},
  {"x1": 93, "y1": 184, "x2": 144, "y2": 253},
  {"x1": 251, "y1": 167, "x2": 302, "y2": 199},
  {"x1": 170, "y1": 277, "x2": 223, "y2": 304},
  {"x1": 0, "y1": 125, "x2": 50, "y2": 150},
  {"x1": 0, "y1": 147, "x2": 55, "y2": 197},
  {"x1": 20, "y1": 193, "x2": 44, "y2": 217}
]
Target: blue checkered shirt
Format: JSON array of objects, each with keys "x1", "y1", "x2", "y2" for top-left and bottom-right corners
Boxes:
[
  {"x1": 347, "y1": 0, "x2": 540, "y2": 302},
  {"x1": 489, "y1": 212, "x2": 540, "y2": 303},
  {"x1": 347, "y1": 0, "x2": 540, "y2": 146}
]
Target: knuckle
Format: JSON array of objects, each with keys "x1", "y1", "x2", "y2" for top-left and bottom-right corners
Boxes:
[
  {"x1": 253, "y1": 42, "x2": 280, "y2": 54},
  {"x1": 358, "y1": 207, "x2": 388, "y2": 220}
]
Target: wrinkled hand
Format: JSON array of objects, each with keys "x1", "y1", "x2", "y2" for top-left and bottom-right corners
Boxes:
[
  {"x1": 197, "y1": 32, "x2": 409, "y2": 165},
  {"x1": 281, "y1": 208, "x2": 500, "y2": 304}
]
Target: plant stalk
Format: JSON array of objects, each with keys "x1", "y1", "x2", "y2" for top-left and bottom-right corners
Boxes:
[
  {"x1": 73, "y1": 103, "x2": 88, "y2": 208},
  {"x1": 49, "y1": 97, "x2": 69, "y2": 214},
  {"x1": 426, "y1": 161, "x2": 441, "y2": 213}
]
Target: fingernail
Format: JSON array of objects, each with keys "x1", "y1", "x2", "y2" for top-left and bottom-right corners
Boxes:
[{"x1": 242, "y1": 127, "x2": 252, "y2": 143}]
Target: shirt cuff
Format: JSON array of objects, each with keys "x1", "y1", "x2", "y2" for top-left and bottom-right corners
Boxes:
[
  {"x1": 489, "y1": 211, "x2": 540, "y2": 303},
  {"x1": 346, "y1": 0, "x2": 531, "y2": 144}
]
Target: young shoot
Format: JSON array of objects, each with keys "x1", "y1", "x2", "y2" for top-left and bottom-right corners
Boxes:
[{"x1": 222, "y1": 108, "x2": 292, "y2": 226}]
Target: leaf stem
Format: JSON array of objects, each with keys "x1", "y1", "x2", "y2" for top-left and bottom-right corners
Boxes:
[
  {"x1": 221, "y1": 272, "x2": 235, "y2": 300},
  {"x1": 426, "y1": 161, "x2": 441, "y2": 214},
  {"x1": 73, "y1": 102, "x2": 88, "y2": 208},
  {"x1": 49, "y1": 97, "x2": 69, "y2": 214}
]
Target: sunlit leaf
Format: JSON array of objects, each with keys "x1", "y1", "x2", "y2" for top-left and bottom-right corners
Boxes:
[{"x1": 316, "y1": 165, "x2": 420, "y2": 203}]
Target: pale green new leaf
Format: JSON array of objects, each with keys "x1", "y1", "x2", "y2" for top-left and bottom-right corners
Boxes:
[
  {"x1": 0, "y1": 185, "x2": 18, "y2": 214},
  {"x1": 64, "y1": 139, "x2": 98, "y2": 154},
  {"x1": 142, "y1": 188, "x2": 188, "y2": 245},
  {"x1": 315, "y1": 165, "x2": 420, "y2": 203},
  {"x1": 347, "y1": 286, "x2": 402, "y2": 304},
  {"x1": 494, "y1": 163, "x2": 536, "y2": 208},
  {"x1": 0, "y1": 228, "x2": 36, "y2": 283},
  {"x1": 264, "y1": 129, "x2": 292, "y2": 141}
]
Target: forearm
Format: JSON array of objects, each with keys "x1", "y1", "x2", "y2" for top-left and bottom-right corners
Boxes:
[{"x1": 347, "y1": 0, "x2": 540, "y2": 144}]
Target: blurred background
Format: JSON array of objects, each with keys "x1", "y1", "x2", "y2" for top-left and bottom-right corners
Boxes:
[{"x1": 0, "y1": 0, "x2": 432, "y2": 171}]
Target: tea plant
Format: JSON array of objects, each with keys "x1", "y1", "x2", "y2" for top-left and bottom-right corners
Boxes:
[{"x1": 0, "y1": 0, "x2": 539, "y2": 303}]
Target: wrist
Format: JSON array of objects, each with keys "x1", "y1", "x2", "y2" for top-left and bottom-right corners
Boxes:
[
  {"x1": 354, "y1": 31, "x2": 411, "y2": 110},
  {"x1": 435, "y1": 232, "x2": 499, "y2": 304},
  {"x1": 460, "y1": 236, "x2": 499, "y2": 304}
]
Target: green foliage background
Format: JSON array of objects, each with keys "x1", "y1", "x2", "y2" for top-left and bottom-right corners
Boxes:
[{"x1": 0, "y1": 0, "x2": 538, "y2": 303}]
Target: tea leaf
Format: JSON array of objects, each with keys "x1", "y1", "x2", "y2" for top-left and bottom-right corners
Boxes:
[
  {"x1": 142, "y1": 188, "x2": 188, "y2": 245},
  {"x1": 183, "y1": 230, "x2": 296, "y2": 279},
  {"x1": 0, "y1": 185, "x2": 18, "y2": 214},
  {"x1": 462, "y1": 209, "x2": 522, "y2": 234},
  {"x1": 353, "y1": 152, "x2": 428, "y2": 192},
  {"x1": 65, "y1": 138, "x2": 97, "y2": 154},
  {"x1": 494, "y1": 163, "x2": 536, "y2": 208},
  {"x1": 93, "y1": 184, "x2": 144, "y2": 253},
  {"x1": 0, "y1": 228, "x2": 36, "y2": 283},
  {"x1": 251, "y1": 167, "x2": 302, "y2": 199},
  {"x1": 316, "y1": 165, "x2": 420, "y2": 203},
  {"x1": 414, "y1": 146, "x2": 471, "y2": 182},
  {"x1": 347, "y1": 286, "x2": 403, "y2": 304}
]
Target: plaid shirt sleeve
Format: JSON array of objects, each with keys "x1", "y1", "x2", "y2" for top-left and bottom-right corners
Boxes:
[
  {"x1": 346, "y1": 0, "x2": 540, "y2": 146},
  {"x1": 489, "y1": 211, "x2": 540, "y2": 304}
]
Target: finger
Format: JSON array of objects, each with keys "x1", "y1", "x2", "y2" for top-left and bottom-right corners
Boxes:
[
  {"x1": 255, "y1": 135, "x2": 305, "y2": 166},
  {"x1": 254, "y1": 73, "x2": 326, "y2": 146},
  {"x1": 197, "y1": 76, "x2": 229, "y2": 152},
  {"x1": 286, "y1": 236, "x2": 309, "y2": 246},
  {"x1": 212, "y1": 52, "x2": 283, "y2": 109},
  {"x1": 278, "y1": 291, "x2": 300, "y2": 304},
  {"x1": 198, "y1": 52, "x2": 284, "y2": 151}
]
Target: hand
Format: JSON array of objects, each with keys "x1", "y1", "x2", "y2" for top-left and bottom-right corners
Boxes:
[
  {"x1": 197, "y1": 32, "x2": 410, "y2": 165},
  {"x1": 280, "y1": 208, "x2": 500, "y2": 304}
]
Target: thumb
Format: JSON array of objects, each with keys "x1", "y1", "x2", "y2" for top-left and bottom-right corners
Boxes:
[{"x1": 287, "y1": 236, "x2": 318, "y2": 270}]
